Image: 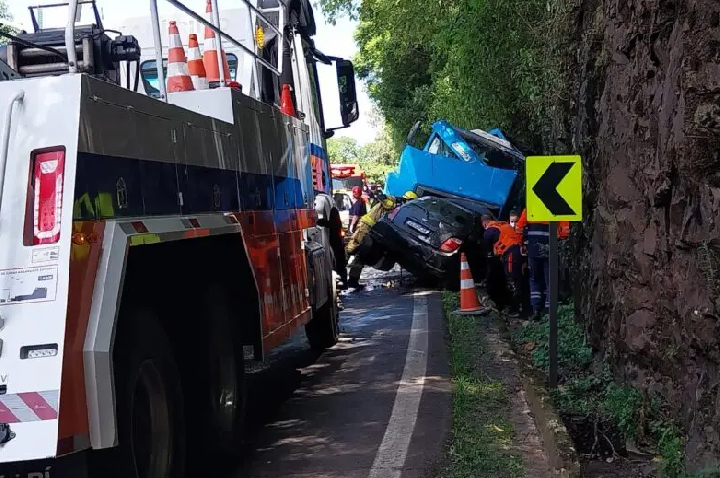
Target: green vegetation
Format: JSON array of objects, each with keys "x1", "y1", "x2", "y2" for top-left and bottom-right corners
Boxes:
[
  {"x1": 320, "y1": 0, "x2": 574, "y2": 152},
  {"x1": 698, "y1": 241, "x2": 720, "y2": 298},
  {"x1": 1, "y1": 0, "x2": 12, "y2": 45},
  {"x1": 512, "y1": 303, "x2": 694, "y2": 477},
  {"x1": 326, "y1": 124, "x2": 397, "y2": 183},
  {"x1": 440, "y1": 291, "x2": 525, "y2": 478}
]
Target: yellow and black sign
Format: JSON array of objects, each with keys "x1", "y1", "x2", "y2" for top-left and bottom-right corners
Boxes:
[{"x1": 525, "y1": 155, "x2": 582, "y2": 222}]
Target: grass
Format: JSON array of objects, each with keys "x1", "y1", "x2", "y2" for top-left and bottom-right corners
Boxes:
[
  {"x1": 438, "y1": 291, "x2": 525, "y2": 478},
  {"x1": 511, "y1": 302, "x2": 697, "y2": 478}
]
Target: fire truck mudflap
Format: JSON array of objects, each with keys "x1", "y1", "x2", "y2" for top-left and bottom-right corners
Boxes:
[{"x1": 0, "y1": 75, "x2": 82, "y2": 464}]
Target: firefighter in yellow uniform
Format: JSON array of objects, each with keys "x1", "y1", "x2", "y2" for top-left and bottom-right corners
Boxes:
[{"x1": 345, "y1": 196, "x2": 397, "y2": 289}]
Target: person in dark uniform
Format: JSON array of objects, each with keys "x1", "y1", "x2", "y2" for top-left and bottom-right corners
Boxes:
[{"x1": 348, "y1": 186, "x2": 367, "y2": 234}]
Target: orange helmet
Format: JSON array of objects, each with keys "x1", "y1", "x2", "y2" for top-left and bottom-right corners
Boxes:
[{"x1": 352, "y1": 186, "x2": 363, "y2": 198}]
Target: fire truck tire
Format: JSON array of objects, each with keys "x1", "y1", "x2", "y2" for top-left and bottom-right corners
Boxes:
[
  {"x1": 305, "y1": 284, "x2": 339, "y2": 351},
  {"x1": 89, "y1": 309, "x2": 185, "y2": 478},
  {"x1": 201, "y1": 285, "x2": 247, "y2": 459}
]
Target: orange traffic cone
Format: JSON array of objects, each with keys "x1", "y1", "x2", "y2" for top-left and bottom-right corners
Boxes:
[
  {"x1": 202, "y1": 0, "x2": 232, "y2": 87},
  {"x1": 454, "y1": 253, "x2": 489, "y2": 315},
  {"x1": 166, "y1": 21, "x2": 194, "y2": 93},
  {"x1": 187, "y1": 34, "x2": 208, "y2": 90},
  {"x1": 280, "y1": 84, "x2": 296, "y2": 117}
]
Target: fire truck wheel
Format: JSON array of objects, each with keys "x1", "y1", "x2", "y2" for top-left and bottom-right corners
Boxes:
[
  {"x1": 305, "y1": 284, "x2": 339, "y2": 351},
  {"x1": 202, "y1": 286, "x2": 247, "y2": 459},
  {"x1": 90, "y1": 309, "x2": 185, "y2": 478}
]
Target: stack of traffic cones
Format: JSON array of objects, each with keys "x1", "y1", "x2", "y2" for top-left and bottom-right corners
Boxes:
[
  {"x1": 280, "y1": 84, "x2": 296, "y2": 117},
  {"x1": 166, "y1": 21, "x2": 194, "y2": 93},
  {"x1": 187, "y1": 34, "x2": 208, "y2": 90},
  {"x1": 203, "y1": 0, "x2": 232, "y2": 87},
  {"x1": 454, "y1": 253, "x2": 489, "y2": 316}
]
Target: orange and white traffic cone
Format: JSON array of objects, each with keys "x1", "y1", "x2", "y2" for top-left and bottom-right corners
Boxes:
[
  {"x1": 187, "y1": 34, "x2": 208, "y2": 90},
  {"x1": 202, "y1": 0, "x2": 232, "y2": 87},
  {"x1": 454, "y1": 253, "x2": 490, "y2": 315},
  {"x1": 166, "y1": 21, "x2": 194, "y2": 93},
  {"x1": 280, "y1": 84, "x2": 296, "y2": 117}
]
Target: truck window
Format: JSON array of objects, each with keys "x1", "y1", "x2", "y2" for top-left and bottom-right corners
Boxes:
[
  {"x1": 140, "y1": 54, "x2": 238, "y2": 98},
  {"x1": 428, "y1": 135, "x2": 458, "y2": 159}
]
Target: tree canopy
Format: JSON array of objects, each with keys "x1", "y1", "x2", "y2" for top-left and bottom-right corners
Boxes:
[
  {"x1": 0, "y1": 0, "x2": 12, "y2": 45},
  {"x1": 319, "y1": 0, "x2": 571, "y2": 153},
  {"x1": 326, "y1": 127, "x2": 397, "y2": 185}
]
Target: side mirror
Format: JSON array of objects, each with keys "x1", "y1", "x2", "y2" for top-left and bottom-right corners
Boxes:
[
  {"x1": 406, "y1": 121, "x2": 421, "y2": 145},
  {"x1": 336, "y1": 59, "x2": 359, "y2": 127}
]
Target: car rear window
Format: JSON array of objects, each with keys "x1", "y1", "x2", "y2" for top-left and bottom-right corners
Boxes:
[{"x1": 411, "y1": 198, "x2": 477, "y2": 228}]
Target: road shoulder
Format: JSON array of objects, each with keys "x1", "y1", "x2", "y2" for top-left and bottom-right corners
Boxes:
[{"x1": 436, "y1": 291, "x2": 553, "y2": 478}]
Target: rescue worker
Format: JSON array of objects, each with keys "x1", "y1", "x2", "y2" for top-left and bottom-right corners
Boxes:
[
  {"x1": 397, "y1": 190, "x2": 418, "y2": 205},
  {"x1": 345, "y1": 196, "x2": 397, "y2": 289},
  {"x1": 348, "y1": 185, "x2": 367, "y2": 234},
  {"x1": 518, "y1": 208, "x2": 571, "y2": 319},
  {"x1": 509, "y1": 209, "x2": 532, "y2": 316},
  {"x1": 367, "y1": 183, "x2": 379, "y2": 207},
  {"x1": 481, "y1": 214, "x2": 524, "y2": 318}
]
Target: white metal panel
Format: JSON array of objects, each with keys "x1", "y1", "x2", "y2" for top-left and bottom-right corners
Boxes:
[
  {"x1": 82, "y1": 222, "x2": 128, "y2": 450},
  {"x1": 168, "y1": 88, "x2": 235, "y2": 123},
  {"x1": 0, "y1": 74, "x2": 82, "y2": 463}
]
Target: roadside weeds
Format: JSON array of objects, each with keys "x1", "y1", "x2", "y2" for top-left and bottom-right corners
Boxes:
[
  {"x1": 509, "y1": 302, "x2": 720, "y2": 478},
  {"x1": 438, "y1": 291, "x2": 551, "y2": 478}
]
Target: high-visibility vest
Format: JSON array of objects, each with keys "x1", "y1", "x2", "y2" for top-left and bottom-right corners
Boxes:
[
  {"x1": 558, "y1": 221, "x2": 570, "y2": 240},
  {"x1": 359, "y1": 202, "x2": 387, "y2": 227},
  {"x1": 494, "y1": 223, "x2": 523, "y2": 256}
]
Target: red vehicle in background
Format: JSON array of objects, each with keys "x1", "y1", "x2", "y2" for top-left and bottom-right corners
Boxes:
[{"x1": 331, "y1": 163, "x2": 370, "y2": 201}]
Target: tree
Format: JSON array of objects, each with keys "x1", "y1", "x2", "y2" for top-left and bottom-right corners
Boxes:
[
  {"x1": 321, "y1": 0, "x2": 562, "y2": 152},
  {"x1": 326, "y1": 122, "x2": 400, "y2": 185},
  {"x1": 326, "y1": 136, "x2": 361, "y2": 164},
  {"x1": 0, "y1": 0, "x2": 12, "y2": 45}
]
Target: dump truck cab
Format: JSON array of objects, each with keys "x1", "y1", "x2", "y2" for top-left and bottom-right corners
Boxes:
[{"x1": 385, "y1": 120, "x2": 525, "y2": 219}]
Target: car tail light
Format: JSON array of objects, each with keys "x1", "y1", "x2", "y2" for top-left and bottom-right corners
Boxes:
[
  {"x1": 440, "y1": 237, "x2": 463, "y2": 253},
  {"x1": 25, "y1": 148, "x2": 65, "y2": 246}
]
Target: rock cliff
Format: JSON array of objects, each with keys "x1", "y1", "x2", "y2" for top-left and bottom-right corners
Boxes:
[{"x1": 571, "y1": 0, "x2": 720, "y2": 469}]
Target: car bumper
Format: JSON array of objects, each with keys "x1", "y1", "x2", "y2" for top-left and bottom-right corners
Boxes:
[{"x1": 367, "y1": 223, "x2": 459, "y2": 280}]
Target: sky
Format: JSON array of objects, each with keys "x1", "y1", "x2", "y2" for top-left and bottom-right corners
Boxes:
[{"x1": 8, "y1": 0, "x2": 377, "y2": 144}]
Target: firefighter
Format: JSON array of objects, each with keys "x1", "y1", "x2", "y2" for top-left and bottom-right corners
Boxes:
[
  {"x1": 345, "y1": 196, "x2": 397, "y2": 289},
  {"x1": 481, "y1": 214, "x2": 524, "y2": 318},
  {"x1": 398, "y1": 190, "x2": 418, "y2": 205},
  {"x1": 348, "y1": 185, "x2": 367, "y2": 234}
]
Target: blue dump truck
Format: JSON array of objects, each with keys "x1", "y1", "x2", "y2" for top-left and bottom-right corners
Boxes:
[{"x1": 385, "y1": 120, "x2": 525, "y2": 219}]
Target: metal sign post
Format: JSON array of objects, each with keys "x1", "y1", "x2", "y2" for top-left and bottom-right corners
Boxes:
[
  {"x1": 548, "y1": 221, "x2": 558, "y2": 388},
  {"x1": 526, "y1": 155, "x2": 582, "y2": 389}
]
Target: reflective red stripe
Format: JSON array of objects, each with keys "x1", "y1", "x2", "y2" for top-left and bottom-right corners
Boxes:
[
  {"x1": 0, "y1": 400, "x2": 20, "y2": 423},
  {"x1": 18, "y1": 392, "x2": 58, "y2": 420}
]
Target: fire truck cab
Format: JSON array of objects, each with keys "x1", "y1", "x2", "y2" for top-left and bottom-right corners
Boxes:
[{"x1": 0, "y1": 0, "x2": 358, "y2": 476}]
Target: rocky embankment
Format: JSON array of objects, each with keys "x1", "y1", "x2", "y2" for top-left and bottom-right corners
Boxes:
[{"x1": 571, "y1": 0, "x2": 720, "y2": 470}]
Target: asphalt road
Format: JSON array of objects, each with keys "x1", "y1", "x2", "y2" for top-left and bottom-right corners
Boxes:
[{"x1": 234, "y1": 278, "x2": 451, "y2": 478}]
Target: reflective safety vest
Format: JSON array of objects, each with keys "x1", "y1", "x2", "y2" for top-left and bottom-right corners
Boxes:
[
  {"x1": 558, "y1": 221, "x2": 570, "y2": 240},
  {"x1": 359, "y1": 202, "x2": 388, "y2": 227},
  {"x1": 493, "y1": 223, "x2": 523, "y2": 256}
]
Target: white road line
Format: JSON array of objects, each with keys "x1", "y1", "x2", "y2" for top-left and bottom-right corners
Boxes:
[{"x1": 368, "y1": 293, "x2": 429, "y2": 478}]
